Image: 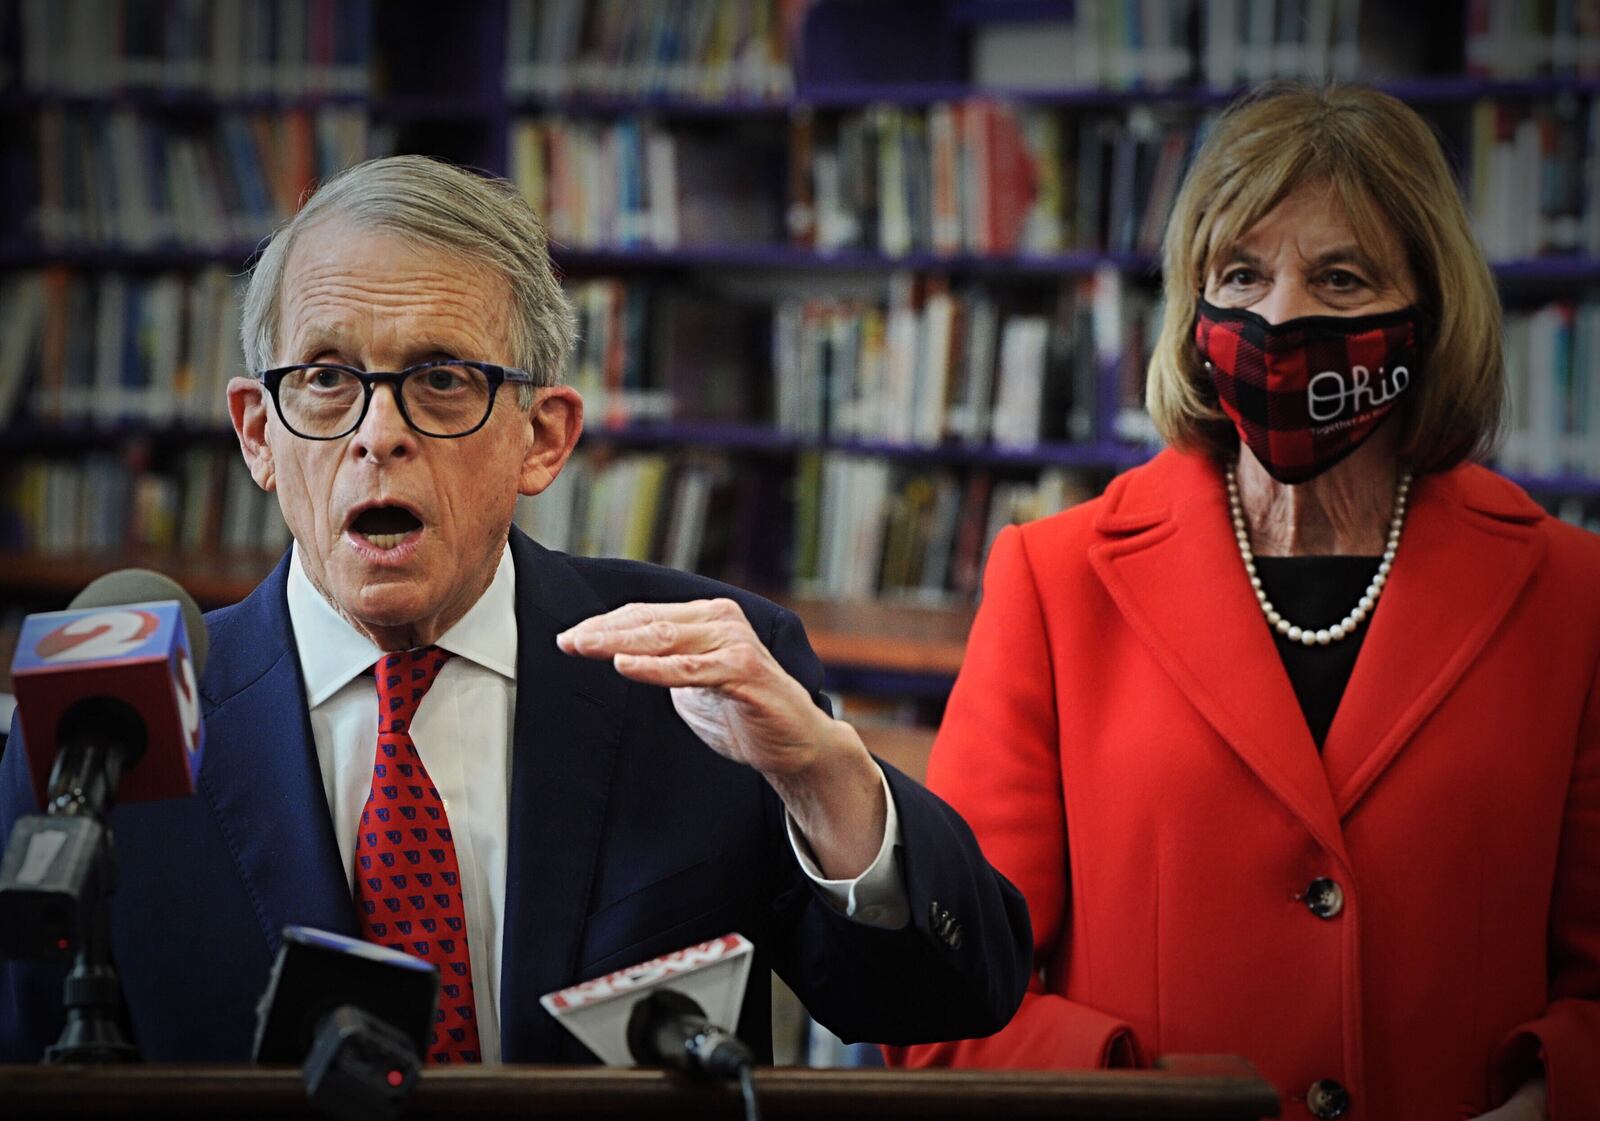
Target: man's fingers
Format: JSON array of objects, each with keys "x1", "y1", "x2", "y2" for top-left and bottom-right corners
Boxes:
[
  {"x1": 558, "y1": 602, "x2": 753, "y2": 657},
  {"x1": 610, "y1": 650, "x2": 743, "y2": 688}
]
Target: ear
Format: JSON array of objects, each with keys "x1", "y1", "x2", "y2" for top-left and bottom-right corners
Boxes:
[
  {"x1": 227, "y1": 376, "x2": 277, "y2": 492},
  {"x1": 518, "y1": 386, "x2": 584, "y2": 497}
]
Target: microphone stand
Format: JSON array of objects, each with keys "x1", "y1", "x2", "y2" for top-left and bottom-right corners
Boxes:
[
  {"x1": 43, "y1": 721, "x2": 139, "y2": 1063},
  {"x1": 0, "y1": 701, "x2": 145, "y2": 1062},
  {"x1": 47, "y1": 831, "x2": 136, "y2": 1063}
]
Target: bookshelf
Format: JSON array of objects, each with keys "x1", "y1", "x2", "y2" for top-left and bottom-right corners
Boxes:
[{"x1": 2, "y1": 0, "x2": 1598, "y2": 739}]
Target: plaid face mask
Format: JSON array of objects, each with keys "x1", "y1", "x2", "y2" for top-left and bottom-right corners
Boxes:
[{"x1": 1194, "y1": 298, "x2": 1422, "y2": 485}]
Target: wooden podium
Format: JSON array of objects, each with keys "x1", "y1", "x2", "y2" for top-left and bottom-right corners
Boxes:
[{"x1": 1, "y1": 1055, "x2": 1279, "y2": 1119}]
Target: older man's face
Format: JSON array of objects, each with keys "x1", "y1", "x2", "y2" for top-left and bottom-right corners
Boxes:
[{"x1": 229, "y1": 221, "x2": 579, "y2": 647}]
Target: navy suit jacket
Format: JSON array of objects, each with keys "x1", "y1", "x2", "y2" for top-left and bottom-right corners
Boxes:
[{"x1": 1, "y1": 529, "x2": 1030, "y2": 1062}]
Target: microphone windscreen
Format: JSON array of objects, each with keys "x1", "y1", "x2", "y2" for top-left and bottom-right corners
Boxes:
[{"x1": 69, "y1": 569, "x2": 209, "y2": 676}]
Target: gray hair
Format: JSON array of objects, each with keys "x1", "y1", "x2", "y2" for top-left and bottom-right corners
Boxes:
[{"x1": 240, "y1": 154, "x2": 575, "y2": 407}]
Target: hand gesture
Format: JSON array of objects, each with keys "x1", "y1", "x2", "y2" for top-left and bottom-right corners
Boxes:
[
  {"x1": 556, "y1": 598, "x2": 885, "y2": 877},
  {"x1": 556, "y1": 598, "x2": 832, "y2": 776}
]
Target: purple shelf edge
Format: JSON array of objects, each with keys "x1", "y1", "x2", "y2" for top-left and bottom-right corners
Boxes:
[
  {"x1": 506, "y1": 92, "x2": 791, "y2": 117},
  {"x1": 7, "y1": 76, "x2": 1598, "y2": 122},
  {"x1": 553, "y1": 245, "x2": 1159, "y2": 273},
  {"x1": 0, "y1": 88, "x2": 494, "y2": 116},
  {"x1": 800, "y1": 76, "x2": 1600, "y2": 108},
  {"x1": 948, "y1": 0, "x2": 1077, "y2": 24}
]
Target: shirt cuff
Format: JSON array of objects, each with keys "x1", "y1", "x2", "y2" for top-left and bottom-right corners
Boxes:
[{"x1": 785, "y1": 761, "x2": 909, "y2": 929}]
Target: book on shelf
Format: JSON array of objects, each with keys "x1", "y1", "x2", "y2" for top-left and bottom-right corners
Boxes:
[
  {"x1": 513, "y1": 115, "x2": 783, "y2": 250},
  {"x1": 513, "y1": 448, "x2": 785, "y2": 591},
  {"x1": 0, "y1": 266, "x2": 243, "y2": 428},
  {"x1": 565, "y1": 277, "x2": 672, "y2": 427},
  {"x1": 772, "y1": 268, "x2": 1157, "y2": 452},
  {"x1": 1470, "y1": 98, "x2": 1599, "y2": 261},
  {"x1": 0, "y1": 446, "x2": 289, "y2": 558},
  {"x1": 792, "y1": 452, "x2": 1096, "y2": 605},
  {"x1": 966, "y1": 0, "x2": 1365, "y2": 93},
  {"x1": 798, "y1": 101, "x2": 1198, "y2": 259},
  {"x1": 971, "y1": 0, "x2": 1196, "y2": 91},
  {"x1": 33, "y1": 105, "x2": 381, "y2": 251},
  {"x1": 504, "y1": 0, "x2": 802, "y2": 102},
  {"x1": 1500, "y1": 297, "x2": 1600, "y2": 478},
  {"x1": 19, "y1": 0, "x2": 374, "y2": 97},
  {"x1": 1466, "y1": 0, "x2": 1600, "y2": 79}
]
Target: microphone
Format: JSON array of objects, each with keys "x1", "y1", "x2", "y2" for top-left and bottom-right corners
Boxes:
[
  {"x1": 0, "y1": 569, "x2": 208, "y2": 962},
  {"x1": 626, "y1": 988, "x2": 755, "y2": 1078},
  {"x1": 9, "y1": 568, "x2": 209, "y2": 811},
  {"x1": 254, "y1": 926, "x2": 439, "y2": 1121},
  {"x1": 541, "y1": 932, "x2": 754, "y2": 1068}
]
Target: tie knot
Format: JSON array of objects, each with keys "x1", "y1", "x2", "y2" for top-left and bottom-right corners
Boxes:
[{"x1": 374, "y1": 646, "x2": 452, "y2": 729}]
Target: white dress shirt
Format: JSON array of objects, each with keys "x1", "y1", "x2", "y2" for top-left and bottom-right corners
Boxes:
[{"x1": 286, "y1": 541, "x2": 907, "y2": 1062}]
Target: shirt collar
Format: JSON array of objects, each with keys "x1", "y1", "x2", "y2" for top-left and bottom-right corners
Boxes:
[{"x1": 287, "y1": 541, "x2": 519, "y2": 709}]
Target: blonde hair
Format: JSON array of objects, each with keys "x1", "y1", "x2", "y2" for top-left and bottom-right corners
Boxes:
[
  {"x1": 241, "y1": 155, "x2": 575, "y2": 406},
  {"x1": 1146, "y1": 82, "x2": 1505, "y2": 471}
]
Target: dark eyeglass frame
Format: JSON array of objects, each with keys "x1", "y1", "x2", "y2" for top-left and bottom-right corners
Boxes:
[{"x1": 253, "y1": 360, "x2": 544, "y2": 440}]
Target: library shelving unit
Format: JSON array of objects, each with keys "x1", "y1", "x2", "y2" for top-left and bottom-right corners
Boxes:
[{"x1": 2, "y1": 0, "x2": 1598, "y2": 764}]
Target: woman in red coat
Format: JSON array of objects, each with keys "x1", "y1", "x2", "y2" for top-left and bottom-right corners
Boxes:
[{"x1": 888, "y1": 84, "x2": 1599, "y2": 1121}]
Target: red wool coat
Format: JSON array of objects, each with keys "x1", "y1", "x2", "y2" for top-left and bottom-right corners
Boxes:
[{"x1": 889, "y1": 450, "x2": 1600, "y2": 1121}]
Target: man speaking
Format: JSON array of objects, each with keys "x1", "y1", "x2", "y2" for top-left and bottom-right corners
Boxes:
[{"x1": 0, "y1": 156, "x2": 1029, "y2": 1064}]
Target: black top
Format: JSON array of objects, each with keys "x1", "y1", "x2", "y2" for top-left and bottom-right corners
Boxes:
[{"x1": 1253, "y1": 555, "x2": 1384, "y2": 751}]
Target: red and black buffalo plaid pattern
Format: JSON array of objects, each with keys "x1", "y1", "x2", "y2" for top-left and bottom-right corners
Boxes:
[
  {"x1": 1194, "y1": 298, "x2": 1421, "y2": 484},
  {"x1": 354, "y1": 646, "x2": 481, "y2": 1064}
]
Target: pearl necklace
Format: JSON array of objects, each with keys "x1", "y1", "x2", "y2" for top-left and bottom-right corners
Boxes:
[{"x1": 1225, "y1": 463, "x2": 1412, "y2": 647}]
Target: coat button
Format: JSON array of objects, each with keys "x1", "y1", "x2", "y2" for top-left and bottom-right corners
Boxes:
[
  {"x1": 1307, "y1": 1079, "x2": 1350, "y2": 1118},
  {"x1": 1304, "y1": 877, "x2": 1344, "y2": 920}
]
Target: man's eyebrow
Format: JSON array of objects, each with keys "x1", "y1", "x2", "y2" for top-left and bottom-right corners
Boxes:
[{"x1": 399, "y1": 345, "x2": 466, "y2": 365}]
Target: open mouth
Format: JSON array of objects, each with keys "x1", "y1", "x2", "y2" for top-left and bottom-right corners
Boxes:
[{"x1": 350, "y1": 505, "x2": 423, "y2": 551}]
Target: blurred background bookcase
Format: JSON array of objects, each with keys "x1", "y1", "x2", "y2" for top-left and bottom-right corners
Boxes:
[{"x1": 2, "y1": 0, "x2": 1599, "y2": 783}]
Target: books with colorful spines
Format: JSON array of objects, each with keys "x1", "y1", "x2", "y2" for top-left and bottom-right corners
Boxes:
[
  {"x1": 879, "y1": 472, "x2": 935, "y2": 596},
  {"x1": 946, "y1": 290, "x2": 998, "y2": 444},
  {"x1": 661, "y1": 457, "x2": 723, "y2": 574},
  {"x1": 881, "y1": 272, "x2": 919, "y2": 445},
  {"x1": 918, "y1": 472, "x2": 964, "y2": 603},
  {"x1": 913, "y1": 281, "x2": 958, "y2": 447},
  {"x1": 928, "y1": 103, "x2": 961, "y2": 256},
  {"x1": 978, "y1": 102, "x2": 1038, "y2": 256}
]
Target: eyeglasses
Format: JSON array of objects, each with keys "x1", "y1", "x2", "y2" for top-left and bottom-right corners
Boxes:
[{"x1": 253, "y1": 361, "x2": 546, "y2": 440}]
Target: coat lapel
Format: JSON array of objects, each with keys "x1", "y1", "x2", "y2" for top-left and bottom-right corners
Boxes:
[
  {"x1": 1321, "y1": 465, "x2": 1546, "y2": 816},
  {"x1": 198, "y1": 554, "x2": 359, "y2": 954},
  {"x1": 498, "y1": 529, "x2": 627, "y2": 1061},
  {"x1": 1089, "y1": 451, "x2": 1348, "y2": 860}
]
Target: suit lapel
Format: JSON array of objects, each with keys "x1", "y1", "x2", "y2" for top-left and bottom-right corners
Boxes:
[
  {"x1": 498, "y1": 530, "x2": 627, "y2": 1061},
  {"x1": 198, "y1": 554, "x2": 358, "y2": 954},
  {"x1": 1321, "y1": 466, "x2": 1546, "y2": 816},
  {"x1": 1090, "y1": 452, "x2": 1347, "y2": 860}
]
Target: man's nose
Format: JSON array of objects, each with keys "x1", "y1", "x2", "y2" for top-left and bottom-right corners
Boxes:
[
  {"x1": 351, "y1": 382, "x2": 418, "y2": 461},
  {"x1": 1253, "y1": 278, "x2": 1321, "y2": 325}
]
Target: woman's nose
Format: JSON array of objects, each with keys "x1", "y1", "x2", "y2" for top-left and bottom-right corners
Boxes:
[{"x1": 1253, "y1": 279, "x2": 1321, "y2": 325}]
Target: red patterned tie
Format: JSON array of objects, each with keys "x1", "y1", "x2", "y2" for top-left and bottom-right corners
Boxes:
[{"x1": 353, "y1": 646, "x2": 482, "y2": 1064}]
